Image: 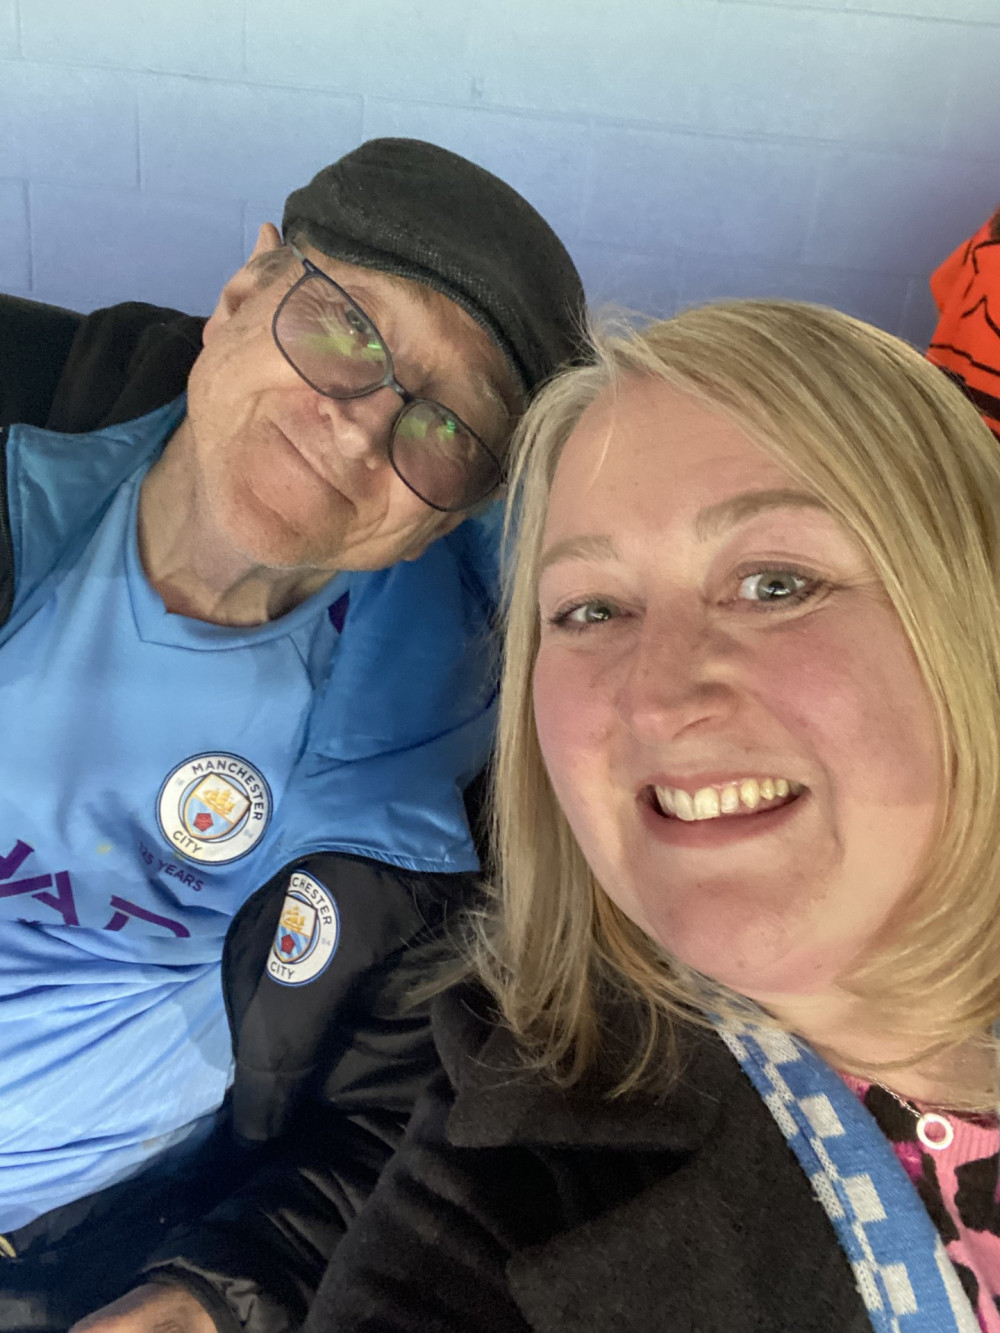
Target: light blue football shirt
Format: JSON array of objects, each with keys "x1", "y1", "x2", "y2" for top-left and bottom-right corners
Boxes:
[{"x1": 0, "y1": 461, "x2": 346, "y2": 1228}]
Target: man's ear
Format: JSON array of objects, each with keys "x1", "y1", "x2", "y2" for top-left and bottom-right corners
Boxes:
[{"x1": 203, "y1": 223, "x2": 283, "y2": 342}]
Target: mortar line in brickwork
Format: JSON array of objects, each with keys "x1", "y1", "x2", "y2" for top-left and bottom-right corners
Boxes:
[
  {"x1": 796, "y1": 147, "x2": 829, "y2": 270},
  {"x1": 23, "y1": 179, "x2": 33, "y2": 291},
  {"x1": 719, "y1": 1, "x2": 999, "y2": 29},
  {"x1": 131, "y1": 86, "x2": 140, "y2": 189}
]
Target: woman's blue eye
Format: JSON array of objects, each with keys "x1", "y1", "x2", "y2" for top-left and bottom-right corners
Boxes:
[
  {"x1": 737, "y1": 570, "x2": 811, "y2": 604},
  {"x1": 553, "y1": 601, "x2": 616, "y2": 627}
]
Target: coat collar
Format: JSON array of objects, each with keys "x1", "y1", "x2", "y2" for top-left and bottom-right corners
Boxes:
[{"x1": 437, "y1": 982, "x2": 742, "y2": 1155}]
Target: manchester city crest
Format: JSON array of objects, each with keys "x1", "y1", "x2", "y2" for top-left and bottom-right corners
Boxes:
[
  {"x1": 157, "y1": 753, "x2": 272, "y2": 864},
  {"x1": 268, "y1": 873, "x2": 340, "y2": 986}
]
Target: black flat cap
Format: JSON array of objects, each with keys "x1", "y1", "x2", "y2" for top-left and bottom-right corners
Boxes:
[{"x1": 282, "y1": 138, "x2": 587, "y2": 395}]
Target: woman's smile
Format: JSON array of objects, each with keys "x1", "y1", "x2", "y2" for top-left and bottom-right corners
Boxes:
[
  {"x1": 637, "y1": 781, "x2": 809, "y2": 851},
  {"x1": 648, "y1": 775, "x2": 803, "y2": 821}
]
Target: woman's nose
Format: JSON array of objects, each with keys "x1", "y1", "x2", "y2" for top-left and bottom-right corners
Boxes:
[{"x1": 617, "y1": 610, "x2": 739, "y2": 742}]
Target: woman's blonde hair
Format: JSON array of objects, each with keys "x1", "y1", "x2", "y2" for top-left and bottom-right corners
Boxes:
[{"x1": 472, "y1": 299, "x2": 1000, "y2": 1099}]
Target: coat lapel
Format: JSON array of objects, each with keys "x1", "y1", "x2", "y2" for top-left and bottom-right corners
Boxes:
[
  {"x1": 504, "y1": 1083, "x2": 872, "y2": 1331},
  {"x1": 441, "y1": 990, "x2": 872, "y2": 1332}
]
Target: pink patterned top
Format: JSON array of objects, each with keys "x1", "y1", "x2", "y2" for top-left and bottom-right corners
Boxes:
[{"x1": 843, "y1": 1075, "x2": 1000, "y2": 1332}]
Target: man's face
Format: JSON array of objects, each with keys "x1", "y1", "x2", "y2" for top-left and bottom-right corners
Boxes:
[{"x1": 182, "y1": 239, "x2": 517, "y2": 575}]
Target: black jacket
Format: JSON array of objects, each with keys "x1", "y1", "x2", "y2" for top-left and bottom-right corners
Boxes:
[
  {"x1": 0, "y1": 297, "x2": 484, "y2": 1332},
  {"x1": 309, "y1": 982, "x2": 871, "y2": 1333},
  {"x1": 144, "y1": 855, "x2": 475, "y2": 1333}
]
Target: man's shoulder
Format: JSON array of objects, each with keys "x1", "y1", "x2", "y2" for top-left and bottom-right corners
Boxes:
[
  {"x1": 1, "y1": 399, "x2": 186, "y2": 635},
  {"x1": 222, "y1": 851, "x2": 480, "y2": 1141},
  {"x1": 225, "y1": 852, "x2": 475, "y2": 1004},
  {"x1": 0, "y1": 295, "x2": 204, "y2": 436},
  {"x1": 0, "y1": 294, "x2": 83, "y2": 431},
  {"x1": 46, "y1": 301, "x2": 205, "y2": 434}
]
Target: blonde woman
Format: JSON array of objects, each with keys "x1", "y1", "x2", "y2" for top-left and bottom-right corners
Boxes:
[{"x1": 311, "y1": 302, "x2": 1000, "y2": 1333}]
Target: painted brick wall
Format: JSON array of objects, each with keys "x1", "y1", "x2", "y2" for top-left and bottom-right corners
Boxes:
[{"x1": 2, "y1": 0, "x2": 998, "y2": 345}]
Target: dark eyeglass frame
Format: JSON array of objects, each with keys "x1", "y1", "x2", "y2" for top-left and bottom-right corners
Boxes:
[{"x1": 271, "y1": 246, "x2": 504, "y2": 513}]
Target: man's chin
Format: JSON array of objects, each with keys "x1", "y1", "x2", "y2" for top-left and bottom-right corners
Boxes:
[{"x1": 226, "y1": 521, "x2": 345, "y2": 577}]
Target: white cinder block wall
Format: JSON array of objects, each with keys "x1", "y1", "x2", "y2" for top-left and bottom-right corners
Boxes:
[{"x1": 1, "y1": 0, "x2": 998, "y2": 345}]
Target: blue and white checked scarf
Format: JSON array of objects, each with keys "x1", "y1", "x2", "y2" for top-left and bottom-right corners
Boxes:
[{"x1": 716, "y1": 1017, "x2": 980, "y2": 1333}]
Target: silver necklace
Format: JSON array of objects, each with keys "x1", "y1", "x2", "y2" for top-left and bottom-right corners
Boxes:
[{"x1": 874, "y1": 1083, "x2": 955, "y2": 1152}]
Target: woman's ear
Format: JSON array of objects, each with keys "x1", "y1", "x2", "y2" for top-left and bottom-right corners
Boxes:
[{"x1": 203, "y1": 223, "x2": 284, "y2": 341}]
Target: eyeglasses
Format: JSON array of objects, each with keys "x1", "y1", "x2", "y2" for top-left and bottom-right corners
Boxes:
[{"x1": 271, "y1": 248, "x2": 505, "y2": 512}]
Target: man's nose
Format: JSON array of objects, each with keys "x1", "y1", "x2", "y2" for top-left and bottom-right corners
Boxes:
[
  {"x1": 617, "y1": 609, "x2": 739, "y2": 742},
  {"x1": 317, "y1": 386, "x2": 403, "y2": 465}
]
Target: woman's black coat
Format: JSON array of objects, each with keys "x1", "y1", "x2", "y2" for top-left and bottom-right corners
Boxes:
[{"x1": 309, "y1": 982, "x2": 873, "y2": 1333}]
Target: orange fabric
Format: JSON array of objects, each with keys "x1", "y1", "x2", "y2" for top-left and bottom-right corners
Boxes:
[{"x1": 927, "y1": 215, "x2": 1000, "y2": 439}]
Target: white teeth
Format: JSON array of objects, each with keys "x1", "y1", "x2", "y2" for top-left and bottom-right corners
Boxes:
[
  {"x1": 654, "y1": 776, "x2": 801, "y2": 822},
  {"x1": 693, "y1": 787, "x2": 721, "y2": 820},
  {"x1": 674, "y1": 790, "x2": 695, "y2": 821}
]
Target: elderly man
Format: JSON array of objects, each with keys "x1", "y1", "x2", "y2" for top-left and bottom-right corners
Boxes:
[{"x1": 0, "y1": 138, "x2": 584, "y2": 1331}]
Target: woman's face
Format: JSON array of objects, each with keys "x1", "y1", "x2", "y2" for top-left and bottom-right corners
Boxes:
[{"x1": 532, "y1": 375, "x2": 941, "y2": 1001}]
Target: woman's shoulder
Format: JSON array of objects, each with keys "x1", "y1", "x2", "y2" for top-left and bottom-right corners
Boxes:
[
  {"x1": 431, "y1": 978, "x2": 511, "y2": 1082},
  {"x1": 427, "y1": 979, "x2": 745, "y2": 1157},
  {"x1": 428, "y1": 980, "x2": 571, "y2": 1150}
]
